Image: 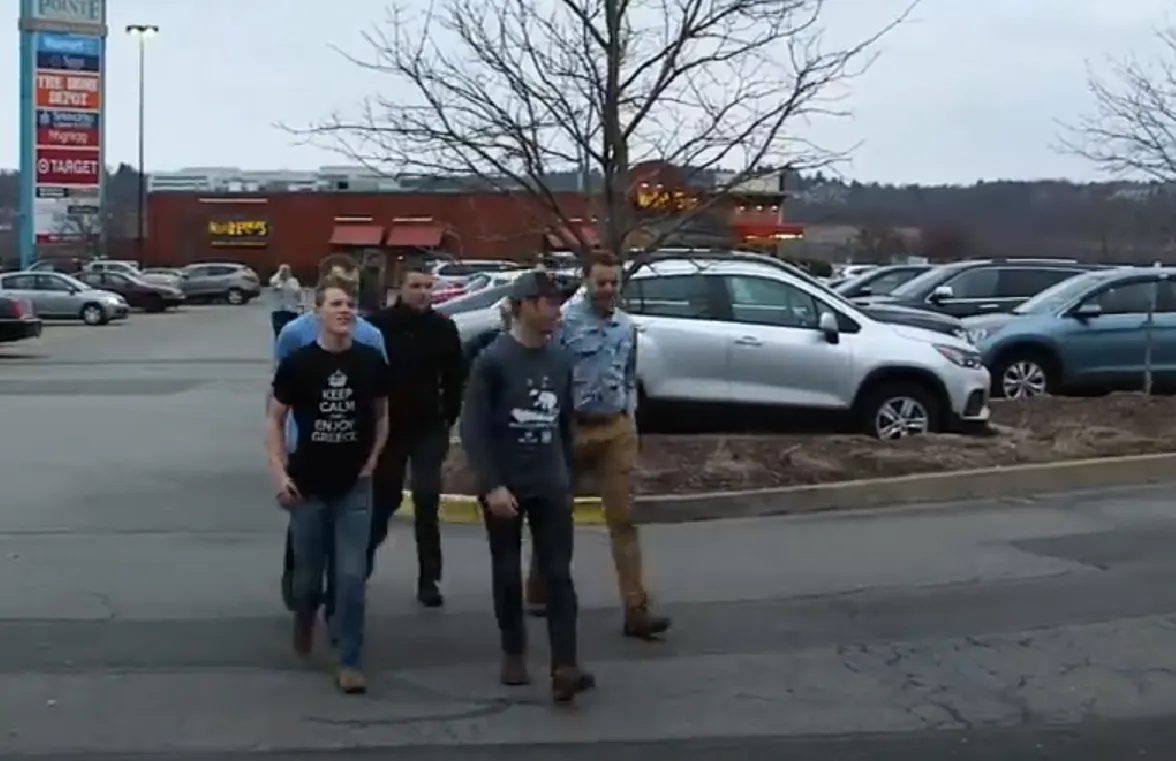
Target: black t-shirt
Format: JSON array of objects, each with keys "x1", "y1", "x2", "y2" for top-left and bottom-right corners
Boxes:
[{"x1": 272, "y1": 342, "x2": 391, "y2": 499}]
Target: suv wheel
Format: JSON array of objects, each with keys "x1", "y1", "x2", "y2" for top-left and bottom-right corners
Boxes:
[
  {"x1": 858, "y1": 382, "x2": 941, "y2": 440},
  {"x1": 226, "y1": 287, "x2": 245, "y2": 305},
  {"x1": 992, "y1": 352, "x2": 1052, "y2": 399}
]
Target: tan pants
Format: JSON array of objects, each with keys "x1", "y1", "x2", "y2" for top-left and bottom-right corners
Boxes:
[{"x1": 527, "y1": 413, "x2": 647, "y2": 610}]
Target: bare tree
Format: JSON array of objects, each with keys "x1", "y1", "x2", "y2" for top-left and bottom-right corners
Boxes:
[
  {"x1": 293, "y1": 0, "x2": 913, "y2": 261},
  {"x1": 50, "y1": 208, "x2": 107, "y2": 259},
  {"x1": 1058, "y1": 26, "x2": 1176, "y2": 182}
]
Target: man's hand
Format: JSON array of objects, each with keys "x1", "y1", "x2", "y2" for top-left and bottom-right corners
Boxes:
[
  {"x1": 483, "y1": 486, "x2": 517, "y2": 519},
  {"x1": 274, "y1": 472, "x2": 301, "y2": 508}
]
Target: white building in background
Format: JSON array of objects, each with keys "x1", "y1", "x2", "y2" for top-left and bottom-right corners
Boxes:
[{"x1": 146, "y1": 166, "x2": 403, "y2": 193}]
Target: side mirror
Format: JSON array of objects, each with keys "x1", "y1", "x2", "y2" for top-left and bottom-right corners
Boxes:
[
  {"x1": 1071, "y1": 301, "x2": 1101, "y2": 319},
  {"x1": 818, "y1": 311, "x2": 840, "y2": 343},
  {"x1": 930, "y1": 285, "x2": 953, "y2": 302}
]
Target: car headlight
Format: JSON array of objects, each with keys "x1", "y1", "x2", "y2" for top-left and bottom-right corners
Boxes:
[
  {"x1": 966, "y1": 327, "x2": 988, "y2": 344},
  {"x1": 933, "y1": 343, "x2": 983, "y2": 368}
]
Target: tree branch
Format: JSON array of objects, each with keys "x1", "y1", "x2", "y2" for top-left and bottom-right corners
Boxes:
[
  {"x1": 284, "y1": 0, "x2": 913, "y2": 260},
  {"x1": 1057, "y1": 26, "x2": 1176, "y2": 182}
]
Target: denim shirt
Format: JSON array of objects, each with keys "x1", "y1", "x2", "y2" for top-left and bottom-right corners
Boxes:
[{"x1": 556, "y1": 298, "x2": 635, "y2": 414}]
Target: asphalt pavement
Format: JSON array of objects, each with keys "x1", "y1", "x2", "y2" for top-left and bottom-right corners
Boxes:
[{"x1": 6, "y1": 305, "x2": 1176, "y2": 759}]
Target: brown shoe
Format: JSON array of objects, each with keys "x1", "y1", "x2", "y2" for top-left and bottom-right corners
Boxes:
[
  {"x1": 292, "y1": 612, "x2": 315, "y2": 657},
  {"x1": 622, "y1": 607, "x2": 672, "y2": 640},
  {"x1": 335, "y1": 667, "x2": 367, "y2": 694},
  {"x1": 500, "y1": 655, "x2": 531, "y2": 686},
  {"x1": 551, "y1": 665, "x2": 596, "y2": 703}
]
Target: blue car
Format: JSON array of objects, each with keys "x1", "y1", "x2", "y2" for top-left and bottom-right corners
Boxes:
[{"x1": 965, "y1": 267, "x2": 1176, "y2": 398}]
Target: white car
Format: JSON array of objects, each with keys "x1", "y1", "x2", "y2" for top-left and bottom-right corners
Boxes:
[
  {"x1": 624, "y1": 254, "x2": 989, "y2": 438},
  {"x1": 431, "y1": 260, "x2": 523, "y2": 288}
]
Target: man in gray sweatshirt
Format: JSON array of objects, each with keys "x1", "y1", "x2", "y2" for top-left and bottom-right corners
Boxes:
[{"x1": 459, "y1": 271, "x2": 595, "y2": 703}]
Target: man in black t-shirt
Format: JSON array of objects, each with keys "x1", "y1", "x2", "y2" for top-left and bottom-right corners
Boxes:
[{"x1": 266, "y1": 277, "x2": 391, "y2": 695}]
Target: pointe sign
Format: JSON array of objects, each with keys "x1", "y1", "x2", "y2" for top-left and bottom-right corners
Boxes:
[{"x1": 18, "y1": 0, "x2": 107, "y2": 262}]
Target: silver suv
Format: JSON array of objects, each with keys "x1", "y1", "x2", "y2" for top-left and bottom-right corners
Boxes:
[
  {"x1": 625, "y1": 256, "x2": 991, "y2": 438},
  {"x1": 178, "y1": 262, "x2": 261, "y2": 305}
]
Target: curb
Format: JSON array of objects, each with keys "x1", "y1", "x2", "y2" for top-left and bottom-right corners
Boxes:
[
  {"x1": 398, "y1": 453, "x2": 1176, "y2": 525},
  {"x1": 629, "y1": 452, "x2": 1176, "y2": 524}
]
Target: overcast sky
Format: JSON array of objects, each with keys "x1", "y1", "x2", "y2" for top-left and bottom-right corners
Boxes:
[{"x1": 2, "y1": 0, "x2": 1170, "y2": 184}]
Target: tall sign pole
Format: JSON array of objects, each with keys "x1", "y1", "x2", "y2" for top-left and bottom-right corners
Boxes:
[{"x1": 18, "y1": 0, "x2": 108, "y2": 269}]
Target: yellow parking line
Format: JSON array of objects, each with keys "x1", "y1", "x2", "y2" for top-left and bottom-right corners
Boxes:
[{"x1": 397, "y1": 492, "x2": 606, "y2": 524}]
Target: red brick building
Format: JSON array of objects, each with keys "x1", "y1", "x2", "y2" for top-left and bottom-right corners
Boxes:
[{"x1": 143, "y1": 163, "x2": 802, "y2": 273}]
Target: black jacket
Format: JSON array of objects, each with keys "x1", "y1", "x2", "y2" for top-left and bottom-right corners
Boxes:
[{"x1": 369, "y1": 301, "x2": 465, "y2": 433}]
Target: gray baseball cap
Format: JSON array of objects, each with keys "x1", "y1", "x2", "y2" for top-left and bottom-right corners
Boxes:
[{"x1": 509, "y1": 270, "x2": 561, "y2": 301}]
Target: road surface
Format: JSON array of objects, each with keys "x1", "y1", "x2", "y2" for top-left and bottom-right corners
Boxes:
[{"x1": 5, "y1": 306, "x2": 1176, "y2": 759}]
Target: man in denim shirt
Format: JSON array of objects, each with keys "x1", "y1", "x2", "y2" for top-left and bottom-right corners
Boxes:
[{"x1": 526, "y1": 251, "x2": 671, "y2": 639}]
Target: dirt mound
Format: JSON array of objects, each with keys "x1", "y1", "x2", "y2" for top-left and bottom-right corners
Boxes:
[{"x1": 438, "y1": 394, "x2": 1176, "y2": 495}]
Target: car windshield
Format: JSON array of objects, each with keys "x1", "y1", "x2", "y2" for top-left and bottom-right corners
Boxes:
[
  {"x1": 836, "y1": 267, "x2": 925, "y2": 296},
  {"x1": 1013, "y1": 270, "x2": 1117, "y2": 314},
  {"x1": 888, "y1": 266, "x2": 953, "y2": 299}
]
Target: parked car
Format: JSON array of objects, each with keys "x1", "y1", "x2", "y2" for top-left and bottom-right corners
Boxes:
[
  {"x1": 76, "y1": 271, "x2": 185, "y2": 312},
  {"x1": 432, "y1": 282, "x2": 468, "y2": 305},
  {"x1": 29, "y1": 257, "x2": 87, "y2": 274},
  {"x1": 431, "y1": 259, "x2": 522, "y2": 287},
  {"x1": 970, "y1": 267, "x2": 1176, "y2": 399},
  {"x1": 856, "y1": 258, "x2": 1099, "y2": 319},
  {"x1": 834, "y1": 264, "x2": 934, "y2": 299},
  {"x1": 0, "y1": 295, "x2": 42, "y2": 343},
  {"x1": 440, "y1": 279, "x2": 522, "y2": 317},
  {"x1": 748, "y1": 255, "x2": 966, "y2": 338},
  {"x1": 139, "y1": 267, "x2": 187, "y2": 287},
  {"x1": 617, "y1": 254, "x2": 989, "y2": 438},
  {"x1": 178, "y1": 263, "x2": 261, "y2": 304},
  {"x1": 0, "y1": 271, "x2": 128, "y2": 325},
  {"x1": 82, "y1": 260, "x2": 140, "y2": 275}
]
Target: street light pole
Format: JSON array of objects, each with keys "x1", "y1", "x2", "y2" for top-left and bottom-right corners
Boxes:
[{"x1": 125, "y1": 24, "x2": 158, "y2": 264}]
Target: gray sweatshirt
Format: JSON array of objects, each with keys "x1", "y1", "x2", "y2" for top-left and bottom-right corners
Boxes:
[{"x1": 459, "y1": 332, "x2": 574, "y2": 499}]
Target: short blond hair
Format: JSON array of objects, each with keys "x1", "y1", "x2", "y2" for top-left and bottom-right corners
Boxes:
[{"x1": 315, "y1": 274, "x2": 358, "y2": 306}]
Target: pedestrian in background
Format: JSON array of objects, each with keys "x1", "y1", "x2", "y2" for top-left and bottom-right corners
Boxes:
[
  {"x1": 367, "y1": 259, "x2": 464, "y2": 607},
  {"x1": 269, "y1": 264, "x2": 303, "y2": 338},
  {"x1": 266, "y1": 275, "x2": 391, "y2": 694},
  {"x1": 526, "y1": 251, "x2": 671, "y2": 640}
]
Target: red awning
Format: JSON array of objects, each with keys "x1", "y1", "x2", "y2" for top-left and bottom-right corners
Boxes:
[
  {"x1": 732, "y1": 223, "x2": 804, "y2": 238},
  {"x1": 386, "y1": 224, "x2": 444, "y2": 248},
  {"x1": 328, "y1": 224, "x2": 385, "y2": 247},
  {"x1": 546, "y1": 225, "x2": 600, "y2": 249}
]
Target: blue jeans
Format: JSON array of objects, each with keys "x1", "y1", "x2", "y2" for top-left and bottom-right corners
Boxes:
[{"x1": 287, "y1": 479, "x2": 372, "y2": 669}]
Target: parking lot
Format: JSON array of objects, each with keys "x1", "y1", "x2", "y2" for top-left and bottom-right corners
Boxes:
[{"x1": 10, "y1": 304, "x2": 1176, "y2": 759}]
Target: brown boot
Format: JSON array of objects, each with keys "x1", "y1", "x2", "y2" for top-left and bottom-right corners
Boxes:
[
  {"x1": 500, "y1": 655, "x2": 531, "y2": 686},
  {"x1": 335, "y1": 667, "x2": 367, "y2": 694},
  {"x1": 622, "y1": 605, "x2": 671, "y2": 640},
  {"x1": 551, "y1": 665, "x2": 596, "y2": 703}
]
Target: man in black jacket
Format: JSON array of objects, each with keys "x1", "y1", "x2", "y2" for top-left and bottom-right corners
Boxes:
[{"x1": 367, "y1": 260, "x2": 464, "y2": 607}]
